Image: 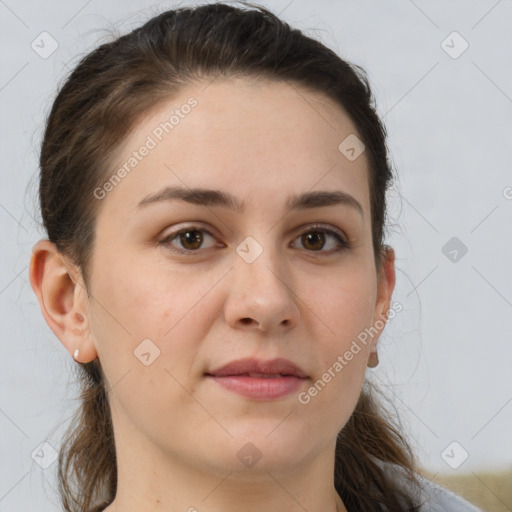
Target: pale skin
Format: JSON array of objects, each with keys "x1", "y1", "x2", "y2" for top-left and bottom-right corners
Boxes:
[{"x1": 30, "y1": 77, "x2": 395, "y2": 512}]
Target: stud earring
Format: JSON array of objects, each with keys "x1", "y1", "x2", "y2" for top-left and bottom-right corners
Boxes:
[
  {"x1": 367, "y1": 351, "x2": 379, "y2": 368},
  {"x1": 73, "y1": 348, "x2": 80, "y2": 360}
]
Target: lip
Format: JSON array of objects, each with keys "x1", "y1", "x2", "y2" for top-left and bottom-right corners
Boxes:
[
  {"x1": 207, "y1": 357, "x2": 308, "y2": 378},
  {"x1": 205, "y1": 357, "x2": 308, "y2": 400}
]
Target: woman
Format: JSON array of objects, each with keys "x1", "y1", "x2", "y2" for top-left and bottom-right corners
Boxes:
[{"x1": 29, "y1": 2, "x2": 482, "y2": 511}]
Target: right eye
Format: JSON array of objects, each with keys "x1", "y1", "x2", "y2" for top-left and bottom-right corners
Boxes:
[{"x1": 158, "y1": 225, "x2": 219, "y2": 255}]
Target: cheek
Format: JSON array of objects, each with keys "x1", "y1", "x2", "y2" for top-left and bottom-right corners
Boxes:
[
  {"x1": 300, "y1": 294, "x2": 374, "y2": 432},
  {"x1": 305, "y1": 265, "x2": 376, "y2": 401},
  {"x1": 312, "y1": 265, "x2": 377, "y2": 351},
  {"x1": 89, "y1": 251, "x2": 218, "y2": 376},
  {"x1": 87, "y1": 256, "x2": 207, "y2": 433},
  {"x1": 90, "y1": 248, "x2": 178, "y2": 337}
]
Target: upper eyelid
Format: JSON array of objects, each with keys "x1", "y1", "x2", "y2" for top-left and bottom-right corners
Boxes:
[{"x1": 162, "y1": 222, "x2": 346, "y2": 238}]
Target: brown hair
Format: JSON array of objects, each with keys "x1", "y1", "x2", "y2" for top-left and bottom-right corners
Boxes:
[{"x1": 37, "y1": 2, "x2": 423, "y2": 511}]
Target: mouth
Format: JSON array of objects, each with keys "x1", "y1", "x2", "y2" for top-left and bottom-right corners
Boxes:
[
  {"x1": 205, "y1": 357, "x2": 308, "y2": 400},
  {"x1": 222, "y1": 373, "x2": 294, "y2": 378},
  {"x1": 206, "y1": 356, "x2": 308, "y2": 378},
  {"x1": 205, "y1": 374, "x2": 307, "y2": 400}
]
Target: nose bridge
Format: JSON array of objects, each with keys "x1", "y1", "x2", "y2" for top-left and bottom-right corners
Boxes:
[
  {"x1": 235, "y1": 233, "x2": 285, "y2": 288},
  {"x1": 227, "y1": 231, "x2": 299, "y2": 329}
]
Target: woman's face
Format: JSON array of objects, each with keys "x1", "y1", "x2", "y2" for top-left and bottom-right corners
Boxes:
[{"x1": 66, "y1": 78, "x2": 394, "y2": 479}]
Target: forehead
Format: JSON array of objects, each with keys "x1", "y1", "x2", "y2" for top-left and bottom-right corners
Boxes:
[{"x1": 100, "y1": 77, "x2": 370, "y2": 218}]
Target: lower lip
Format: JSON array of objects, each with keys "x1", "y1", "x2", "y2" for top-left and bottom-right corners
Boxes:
[{"x1": 206, "y1": 375, "x2": 307, "y2": 400}]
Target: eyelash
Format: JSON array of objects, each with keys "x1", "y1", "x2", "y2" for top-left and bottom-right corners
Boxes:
[{"x1": 158, "y1": 223, "x2": 349, "y2": 256}]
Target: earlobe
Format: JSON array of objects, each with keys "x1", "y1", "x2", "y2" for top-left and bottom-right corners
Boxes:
[{"x1": 29, "y1": 239, "x2": 98, "y2": 363}]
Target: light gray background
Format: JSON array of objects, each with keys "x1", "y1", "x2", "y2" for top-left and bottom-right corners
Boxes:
[{"x1": 1, "y1": 0, "x2": 511, "y2": 510}]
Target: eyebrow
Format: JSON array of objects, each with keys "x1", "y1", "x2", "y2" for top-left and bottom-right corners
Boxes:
[{"x1": 136, "y1": 186, "x2": 364, "y2": 218}]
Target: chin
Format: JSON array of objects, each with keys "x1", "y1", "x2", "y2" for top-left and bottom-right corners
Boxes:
[{"x1": 197, "y1": 427, "x2": 314, "y2": 478}]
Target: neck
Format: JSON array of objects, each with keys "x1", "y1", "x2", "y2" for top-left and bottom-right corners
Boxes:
[
  {"x1": 103, "y1": 407, "x2": 349, "y2": 512},
  {"x1": 103, "y1": 442, "x2": 347, "y2": 512}
]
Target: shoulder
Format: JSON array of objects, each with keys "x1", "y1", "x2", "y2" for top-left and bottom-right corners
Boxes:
[
  {"x1": 378, "y1": 460, "x2": 483, "y2": 512},
  {"x1": 413, "y1": 475, "x2": 483, "y2": 512}
]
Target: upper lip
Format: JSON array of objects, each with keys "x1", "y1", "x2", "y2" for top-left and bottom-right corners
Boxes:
[{"x1": 206, "y1": 357, "x2": 308, "y2": 378}]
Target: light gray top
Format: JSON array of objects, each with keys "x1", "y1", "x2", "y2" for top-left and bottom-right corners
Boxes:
[
  {"x1": 384, "y1": 461, "x2": 483, "y2": 511},
  {"x1": 414, "y1": 475, "x2": 483, "y2": 511}
]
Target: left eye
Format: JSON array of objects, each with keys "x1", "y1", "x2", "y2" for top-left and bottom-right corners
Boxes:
[
  {"x1": 291, "y1": 227, "x2": 348, "y2": 253},
  {"x1": 159, "y1": 224, "x2": 348, "y2": 255}
]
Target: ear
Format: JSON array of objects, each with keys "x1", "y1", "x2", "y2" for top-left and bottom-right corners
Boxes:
[
  {"x1": 29, "y1": 239, "x2": 98, "y2": 363},
  {"x1": 368, "y1": 245, "x2": 396, "y2": 358}
]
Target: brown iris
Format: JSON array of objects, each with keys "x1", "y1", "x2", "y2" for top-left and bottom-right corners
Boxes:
[
  {"x1": 179, "y1": 230, "x2": 203, "y2": 250},
  {"x1": 177, "y1": 229, "x2": 329, "y2": 252},
  {"x1": 301, "y1": 231, "x2": 325, "y2": 251}
]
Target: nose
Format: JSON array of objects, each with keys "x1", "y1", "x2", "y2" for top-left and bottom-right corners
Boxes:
[{"x1": 223, "y1": 236, "x2": 300, "y2": 334}]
